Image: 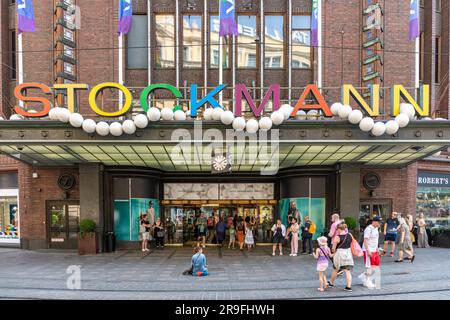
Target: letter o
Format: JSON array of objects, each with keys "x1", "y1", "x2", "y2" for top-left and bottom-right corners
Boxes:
[{"x1": 89, "y1": 82, "x2": 132, "y2": 117}]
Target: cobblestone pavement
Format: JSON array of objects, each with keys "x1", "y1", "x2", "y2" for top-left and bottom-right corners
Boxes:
[{"x1": 0, "y1": 246, "x2": 449, "y2": 300}]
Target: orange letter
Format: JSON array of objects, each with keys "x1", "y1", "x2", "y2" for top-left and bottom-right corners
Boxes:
[
  {"x1": 291, "y1": 84, "x2": 332, "y2": 117},
  {"x1": 14, "y1": 83, "x2": 51, "y2": 117}
]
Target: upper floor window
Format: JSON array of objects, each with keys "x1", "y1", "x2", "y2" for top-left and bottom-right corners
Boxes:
[
  {"x1": 183, "y1": 15, "x2": 202, "y2": 68},
  {"x1": 155, "y1": 15, "x2": 175, "y2": 68},
  {"x1": 210, "y1": 16, "x2": 229, "y2": 69},
  {"x1": 291, "y1": 15, "x2": 311, "y2": 69},
  {"x1": 265, "y1": 16, "x2": 284, "y2": 69},
  {"x1": 127, "y1": 15, "x2": 148, "y2": 69},
  {"x1": 237, "y1": 16, "x2": 257, "y2": 68}
]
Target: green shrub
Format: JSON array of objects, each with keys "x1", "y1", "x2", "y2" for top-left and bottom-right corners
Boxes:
[
  {"x1": 79, "y1": 219, "x2": 96, "y2": 234},
  {"x1": 344, "y1": 217, "x2": 358, "y2": 230}
]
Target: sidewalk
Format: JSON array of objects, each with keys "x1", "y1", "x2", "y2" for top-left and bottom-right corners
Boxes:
[{"x1": 0, "y1": 246, "x2": 448, "y2": 300}]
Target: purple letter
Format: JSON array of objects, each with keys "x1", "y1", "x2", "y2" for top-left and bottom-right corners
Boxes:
[{"x1": 235, "y1": 84, "x2": 280, "y2": 117}]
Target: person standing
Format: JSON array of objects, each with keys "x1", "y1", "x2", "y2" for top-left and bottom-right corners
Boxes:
[
  {"x1": 207, "y1": 214, "x2": 215, "y2": 243},
  {"x1": 140, "y1": 214, "x2": 151, "y2": 252},
  {"x1": 288, "y1": 217, "x2": 300, "y2": 257},
  {"x1": 236, "y1": 217, "x2": 245, "y2": 251},
  {"x1": 166, "y1": 217, "x2": 176, "y2": 244},
  {"x1": 191, "y1": 246, "x2": 209, "y2": 277},
  {"x1": 215, "y1": 216, "x2": 226, "y2": 246},
  {"x1": 328, "y1": 223, "x2": 354, "y2": 292},
  {"x1": 228, "y1": 223, "x2": 236, "y2": 249},
  {"x1": 153, "y1": 218, "x2": 165, "y2": 250},
  {"x1": 313, "y1": 236, "x2": 331, "y2": 292},
  {"x1": 359, "y1": 216, "x2": 381, "y2": 289},
  {"x1": 417, "y1": 213, "x2": 430, "y2": 248},
  {"x1": 396, "y1": 216, "x2": 415, "y2": 263},
  {"x1": 301, "y1": 216, "x2": 313, "y2": 255},
  {"x1": 328, "y1": 213, "x2": 346, "y2": 245},
  {"x1": 244, "y1": 216, "x2": 255, "y2": 251},
  {"x1": 146, "y1": 201, "x2": 156, "y2": 240},
  {"x1": 382, "y1": 212, "x2": 400, "y2": 257},
  {"x1": 196, "y1": 212, "x2": 207, "y2": 247},
  {"x1": 271, "y1": 219, "x2": 286, "y2": 256}
]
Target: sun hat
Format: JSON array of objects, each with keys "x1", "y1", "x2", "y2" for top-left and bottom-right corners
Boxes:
[{"x1": 317, "y1": 236, "x2": 328, "y2": 246}]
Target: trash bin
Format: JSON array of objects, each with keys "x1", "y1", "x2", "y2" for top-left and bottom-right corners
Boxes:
[{"x1": 105, "y1": 232, "x2": 116, "y2": 253}]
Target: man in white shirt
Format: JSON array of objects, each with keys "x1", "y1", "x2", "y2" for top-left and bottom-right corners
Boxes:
[{"x1": 359, "y1": 216, "x2": 381, "y2": 289}]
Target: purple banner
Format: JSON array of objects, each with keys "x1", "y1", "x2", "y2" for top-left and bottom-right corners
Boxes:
[
  {"x1": 219, "y1": 0, "x2": 238, "y2": 37},
  {"x1": 17, "y1": 0, "x2": 36, "y2": 33},
  {"x1": 409, "y1": 0, "x2": 420, "y2": 40},
  {"x1": 118, "y1": 0, "x2": 133, "y2": 35},
  {"x1": 311, "y1": 0, "x2": 319, "y2": 47}
]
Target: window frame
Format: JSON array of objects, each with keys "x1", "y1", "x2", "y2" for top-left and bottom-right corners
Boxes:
[
  {"x1": 154, "y1": 14, "x2": 176, "y2": 69},
  {"x1": 291, "y1": 14, "x2": 313, "y2": 70},
  {"x1": 264, "y1": 14, "x2": 285, "y2": 70},
  {"x1": 209, "y1": 14, "x2": 231, "y2": 69},
  {"x1": 236, "y1": 15, "x2": 259, "y2": 69},
  {"x1": 182, "y1": 14, "x2": 204, "y2": 69}
]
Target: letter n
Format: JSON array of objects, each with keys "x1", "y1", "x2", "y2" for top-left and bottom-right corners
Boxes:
[
  {"x1": 342, "y1": 84, "x2": 380, "y2": 116},
  {"x1": 391, "y1": 85, "x2": 430, "y2": 116}
]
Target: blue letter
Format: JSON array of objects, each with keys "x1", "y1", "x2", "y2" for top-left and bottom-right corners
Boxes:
[{"x1": 190, "y1": 84, "x2": 226, "y2": 117}]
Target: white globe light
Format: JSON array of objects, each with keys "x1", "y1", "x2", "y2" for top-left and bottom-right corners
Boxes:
[
  {"x1": 174, "y1": 110, "x2": 187, "y2": 121},
  {"x1": 400, "y1": 103, "x2": 416, "y2": 120},
  {"x1": 57, "y1": 108, "x2": 70, "y2": 123},
  {"x1": 0, "y1": 116, "x2": 4, "y2": 120},
  {"x1": 296, "y1": 110, "x2": 307, "y2": 120},
  {"x1": 232, "y1": 117, "x2": 246, "y2": 131},
  {"x1": 280, "y1": 104, "x2": 294, "y2": 120},
  {"x1": 95, "y1": 121, "x2": 110, "y2": 136},
  {"x1": 109, "y1": 122, "x2": 123, "y2": 137},
  {"x1": 271, "y1": 110, "x2": 285, "y2": 125},
  {"x1": 27, "y1": 109, "x2": 38, "y2": 114},
  {"x1": 220, "y1": 110, "x2": 235, "y2": 125},
  {"x1": 371, "y1": 122, "x2": 386, "y2": 136},
  {"x1": 338, "y1": 105, "x2": 352, "y2": 119},
  {"x1": 359, "y1": 117, "x2": 375, "y2": 132},
  {"x1": 385, "y1": 120, "x2": 399, "y2": 135},
  {"x1": 147, "y1": 107, "x2": 161, "y2": 122},
  {"x1": 259, "y1": 117, "x2": 273, "y2": 131},
  {"x1": 9, "y1": 114, "x2": 24, "y2": 120},
  {"x1": 246, "y1": 119, "x2": 259, "y2": 134},
  {"x1": 69, "y1": 113, "x2": 84, "y2": 128},
  {"x1": 421, "y1": 117, "x2": 432, "y2": 121},
  {"x1": 203, "y1": 108, "x2": 214, "y2": 120},
  {"x1": 435, "y1": 118, "x2": 447, "y2": 121},
  {"x1": 122, "y1": 119, "x2": 136, "y2": 135},
  {"x1": 134, "y1": 114, "x2": 149, "y2": 129},
  {"x1": 348, "y1": 109, "x2": 363, "y2": 124},
  {"x1": 185, "y1": 110, "x2": 192, "y2": 118},
  {"x1": 330, "y1": 103, "x2": 343, "y2": 116},
  {"x1": 433, "y1": 151, "x2": 442, "y2": 157},
  {"x1": 82, "y1": 119, "x2": 97, "y2": 133},
  {"x1": 212, "y1": 107, "x2": 224, "y2": 121},
  {"x1": 306, "y1": 110, "x2": 319, "y2": 120},
  {"x1": 161, "y1": 107, "x2": 174, "y2": 121},
  {"x1": 48, "y1": 107, "x2": 61, "y2": 120},
  {"x1": 395, "y1": 113, "x2": 410, "y2": 128}
]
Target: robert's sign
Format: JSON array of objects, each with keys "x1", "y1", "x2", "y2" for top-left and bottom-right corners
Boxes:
[
  {"x1": 417, "y1": 171, "x2": 450, "y2": 188},
  {"x1": 13, "y1": 82, "x2": 430, "y2": 118}
]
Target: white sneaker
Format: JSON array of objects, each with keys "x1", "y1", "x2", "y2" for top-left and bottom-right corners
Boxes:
[
  {"x1": 272, "y1": 252, "x2": 276, "y2": 256},
  {"x1": 365, "y1": 279, "x2": 376, "y2": 290},
  {"x1": 145, "y1": 248, "x2": 150, "y2": 251},
  {"x1": 292, "y1": 254, "x2": 297, "y2": 257},
  {"x1": 358, "y1": 273, "x2": 367, "y2": 286},
  {"x1": 289, "y1": 254, "x2": 294, "y2": 256},
  {"x1": 142, "y1": 249, "x2": 146, "y2": 252},
  {"x1": 280, "y1": 252, "x2": 283, "y2": 256}
]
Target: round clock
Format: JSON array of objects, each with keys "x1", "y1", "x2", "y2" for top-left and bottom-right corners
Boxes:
[{"x1": 212, "y1": 155, "x2": 228, "y2": 171}]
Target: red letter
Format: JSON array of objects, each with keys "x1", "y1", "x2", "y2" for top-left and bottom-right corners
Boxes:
[
  {"x1": 14, "y1": 83, "x2": 51, "y2": 117},
  {"x1": 291, "y1": 84, "x2": 332, "y2": 117}
]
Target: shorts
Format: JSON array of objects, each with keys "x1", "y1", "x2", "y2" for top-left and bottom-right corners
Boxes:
[
  {"x1": 384, "y1": 233, "x2": 397, "y2": 242},
  {"x1": 142, "y1": 232, "x2": 150, "y2": 241},
  {"x1": 363, "y1": 251, "x2": 380, "y2": 268},
  {"x1": 272, "y1": 234, "x2": 284, "y2": 244}
]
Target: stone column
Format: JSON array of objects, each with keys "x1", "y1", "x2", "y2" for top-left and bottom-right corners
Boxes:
[{"x1": 338, "y1": 163, "x2": 361, "y2": 219}]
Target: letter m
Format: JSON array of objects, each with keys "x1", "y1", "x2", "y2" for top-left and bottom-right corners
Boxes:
[{"x1": 235, "y1": 84, "x2": 280, "y2": 117}]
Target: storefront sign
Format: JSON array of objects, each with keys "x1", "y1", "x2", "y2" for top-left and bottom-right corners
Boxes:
[
  {"x1": 13, "y1": 82, "x2": 430, "y2": 118},
  {"x1": 417, "y1": 171, "x2": 450, "y2": 188}
]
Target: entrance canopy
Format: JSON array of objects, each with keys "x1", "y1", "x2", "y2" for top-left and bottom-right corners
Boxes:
[{"x1": 0, "y1": 120, "x2": 448, "y2": 171}]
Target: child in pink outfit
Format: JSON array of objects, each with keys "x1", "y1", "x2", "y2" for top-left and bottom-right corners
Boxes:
[
  {"x1": 313, "y1": 236, "x2": 332, "y2": 292},
  {"x1": 288, "y1": 218, "x2": 300, "y2": 256}
]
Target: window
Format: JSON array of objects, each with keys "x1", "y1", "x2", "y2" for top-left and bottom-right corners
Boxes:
[
  {"x1": 435, "y1": 0, "x2": 441, "y2": 12},
  {"x1": 63, "y1": 28, "x2": 74, "y2": 42},
  {"x1": 64, "y1": 62, "x2": 74, "y2": 75},
  {"x1": 291, "y1": 15, "x2": 311, "y2": 69},
  {"x1": 265, "y1": 16, "x2": 284, "y2": 68},
  {"x1": 183, "y1": 16, "x2": 202, "y2": 68},
  {"x1": 237, "y1": 16, "x2": 257, "y2": 68},
  {"x1": 155, "y1": 15, "x2": 175, "y2": 68},
  {"x1": 210, "y1": 15, "x2": 229, "y2": 68},
  {"x1": 10, "y1": 30, "x2": 16, "y2": 80},
  {"x1": 64, "y1": 45, "x2": 74, "y2": 59},
  {"x1": 435, "y1": 37, "x2": 441, "y2": 84},
  {"x1": 419, "y1": 32, "x2": 425, "y2": 82},
  {"x1": 127, "y1": 15, "x2": 148, "y2": 69}
]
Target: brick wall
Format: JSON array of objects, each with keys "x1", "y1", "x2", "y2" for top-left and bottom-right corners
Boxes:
[{"x1": 17, "y1": 163, "x2": 79, "y2": 249}]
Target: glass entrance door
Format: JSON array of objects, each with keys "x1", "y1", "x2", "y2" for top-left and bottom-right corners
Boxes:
[
  {"x1": 47, "y1": 201, "x2": 80, "y2": 249},
  {"x1": 359, "y1": 200, "x2": 392, "y2": 228}
]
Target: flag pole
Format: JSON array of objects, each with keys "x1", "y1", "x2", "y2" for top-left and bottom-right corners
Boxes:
[
  {"x1": 18, "y1": 33, "x2": 24, "y2": 107},
  {"x1": 119, "y1": 33, "x2": 124, "y2": 111},
  {"x1": 219, "y1": 35, "x2": 223, "y2": 106}
]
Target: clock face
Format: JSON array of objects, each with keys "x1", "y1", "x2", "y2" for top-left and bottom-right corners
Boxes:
[{"x1": 212, "y1": 155, "x2": 228, "y2": 171}]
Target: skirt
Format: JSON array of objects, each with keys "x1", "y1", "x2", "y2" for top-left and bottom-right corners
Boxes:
[
  {"x1": 317, "y1": 257, "x2": 329, "y2": 272},
  {"x1": 237, "y1": 230, "x2": 245, "y2": 243},
  {"x1": 245, "y1": 231, "x2": 254, "y2": 245},
  {"x1": 398, "y1": 239, "x2": 413, "y2": 251},
  {"x1": 333, "y1": 248, "x2": 354, "y2": 271},
  {"x1": 417, "y1": 230, "x2": 429, "y2": 248}
]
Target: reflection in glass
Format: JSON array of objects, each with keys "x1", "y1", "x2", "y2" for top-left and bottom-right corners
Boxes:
[
  {"x1": 155, "y1": 15, "x2": 175, "y2": 68},
  {"x1": 265, "y1": 16, "x2": 284, "y2": 68},
  {"x1": 183, "y1": 16, "x2": 202, "y2": 68},
  {"x1": 210, "y1": 16, "x2": 229, "y2": 68},
  {"x1": 292, "y1": 15, "x2": 311, "y2": 69},
  {"x1": 416, "y1": 187, "x2": 450, "y2": 228},
  {"x1": 238, "y1": 16, "x2": 257, "y2": 68},
  {"x1": 0, "y1": 197, "x2": 19, "y2": 240},
  {"x1": 127, "y1": 15, "x2": 148, "y2": 69}
]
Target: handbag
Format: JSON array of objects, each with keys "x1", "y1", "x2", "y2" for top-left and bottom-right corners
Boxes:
[
  {"x1": 349, "y1": 233, "x2": 364, "y2": 257},
  {"x1": 157, "y1": 230, "x2": 165, "y2": 238}
]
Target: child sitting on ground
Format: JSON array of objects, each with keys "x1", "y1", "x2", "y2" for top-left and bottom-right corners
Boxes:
[{"x1": 313, "y1": 236, "x2": 332, "y2": 292}]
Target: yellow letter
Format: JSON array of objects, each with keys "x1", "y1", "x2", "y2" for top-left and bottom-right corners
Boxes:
[
  {"x1": 391, "y1": 85, "x2": 430, "y2": 116},
  {"x1": 342, "y1": 84, "x2": 380, "y2": 116},
  {"x1": 89, "y1": 82, "x2": 132, "y2": 117},
  {"x1": 54, "y1": 83, "x2": 88, "y2": 113}
]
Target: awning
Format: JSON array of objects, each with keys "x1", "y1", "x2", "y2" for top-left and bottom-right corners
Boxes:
[{"x1": 0, "y1": 120, "x2": 448, "y2": 172}]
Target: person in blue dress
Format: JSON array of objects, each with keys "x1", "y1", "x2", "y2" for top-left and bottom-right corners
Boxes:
[{"x1": 192, "y1": 246, "x2": 209, "y2": 276}]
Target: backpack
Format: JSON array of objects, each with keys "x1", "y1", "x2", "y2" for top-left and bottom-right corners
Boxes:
[
  {"x1": 308, "y1": 222, "x2": 316, "y2": 235},
  {"x1": 207, "y1": 218, "x2": 214, "y2": 227}
]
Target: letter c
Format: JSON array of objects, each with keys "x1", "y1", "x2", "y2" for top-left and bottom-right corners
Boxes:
[{"x1": 140, "y1": 84, "x2": 183, "y2": 112}]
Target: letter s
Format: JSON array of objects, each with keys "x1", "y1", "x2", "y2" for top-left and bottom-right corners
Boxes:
[{"x1": 14, "y1": 83, "x2": 52, "y2": 117}]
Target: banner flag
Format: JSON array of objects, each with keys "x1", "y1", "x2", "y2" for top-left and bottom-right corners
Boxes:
[
  {"x1": 311, "y1": 0, "x2": 319, "y2": 47},
  {"x1": 17, "y1": 0, "x2": 36, "y2": 33},
  {"x1": 118, "y1": 0, "x2": 133, "y2": 35},
  {"x1": 409, "y1": 0, "x2": 420, "y2": 40},
  {"x1": 219, "y1": 0, "x2": 238, "y2": 37}
]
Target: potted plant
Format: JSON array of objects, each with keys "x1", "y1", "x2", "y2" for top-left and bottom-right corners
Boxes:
[
  {"x1": 344, "y1": 216, "x2": 358, "y2": 237},
  {"x1": 78, "y1": 218, "x2": 98, "y2": 255}
]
